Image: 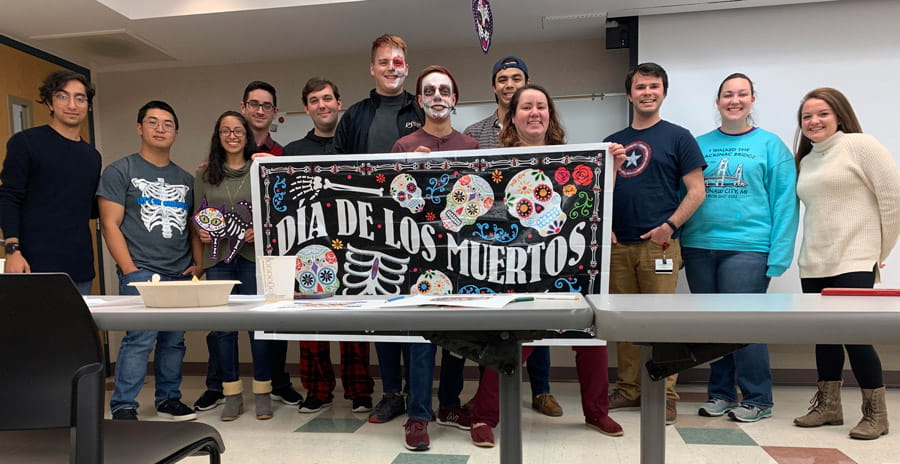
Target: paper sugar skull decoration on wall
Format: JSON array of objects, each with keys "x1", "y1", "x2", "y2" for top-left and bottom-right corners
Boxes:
[
  {"x1": 192, "y1": 198, "x2": 252, "y2": 263},
  {"x1": 504, "y1": 169, "x2": 567, "y2": 237},
  {"x1": 411, "y1": 270, "x2": 453, "y2": 295},
  {"x1": 295, "y1": 244, "x2": 340, "y2": 295},
  {"x1": 390, "y1": 173, "x2": 424, "y2": 213},
  {"x1": 440, "y1": 174, "x2": 494, "y2": 232}
]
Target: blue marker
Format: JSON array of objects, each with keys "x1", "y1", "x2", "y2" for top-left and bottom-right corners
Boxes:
[{"x1": 387, "y1": 296, "x2": 405, "y2": 302}]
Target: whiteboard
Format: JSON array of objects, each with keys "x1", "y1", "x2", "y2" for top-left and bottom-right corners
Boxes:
[{"x1": 269, "y1": 93, "x2": 629, "y2": 147}]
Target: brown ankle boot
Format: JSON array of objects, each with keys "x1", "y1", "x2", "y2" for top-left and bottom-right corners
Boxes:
[
  {"x1": 849, "y1": 386, "x2": 889, "y2": 439},
  {"x1": 794, "y1": 380, "x2": 843, "y2": 427}
]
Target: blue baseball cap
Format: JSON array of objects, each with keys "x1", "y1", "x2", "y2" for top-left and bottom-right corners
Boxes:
[{"x1": 492, "y1": 56, "x2": 528, "y2": 83}]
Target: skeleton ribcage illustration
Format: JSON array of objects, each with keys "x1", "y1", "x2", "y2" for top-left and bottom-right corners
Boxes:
[
  {"x1": 341, "y1": 244, "x2": 409, "y2": 295},
  {"x1": 132, "y1": 177, "x2": 190, "y2": 238}
]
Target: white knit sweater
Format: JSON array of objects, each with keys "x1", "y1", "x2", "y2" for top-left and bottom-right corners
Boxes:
[{"x1": 796, "y1": 131, "x2": 900, "y2": 280}]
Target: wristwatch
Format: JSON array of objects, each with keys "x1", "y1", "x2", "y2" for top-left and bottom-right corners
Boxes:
[{"x1": 5, "y1": 242, "x2": 21, "y2": 254}]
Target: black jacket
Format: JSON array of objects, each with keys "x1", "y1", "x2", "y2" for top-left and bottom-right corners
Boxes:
[{"x1": 333, "y1": 89, "x2": 424, "y2": 154}]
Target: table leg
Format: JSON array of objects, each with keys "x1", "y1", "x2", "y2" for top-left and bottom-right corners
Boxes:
[
  {"x1": 499, "y1": 343, "x2": 523, "y2": 464},
  {"x1": 641, "y1": 344, "x2": 665, "y2": 464}
]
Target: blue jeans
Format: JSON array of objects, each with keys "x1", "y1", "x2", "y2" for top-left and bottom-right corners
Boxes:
[
  {"x1": 682, "y1": 247, "x2": 774, "y2": 408},
  {"x1": 74, "y1": 280, "x2": 93, "y2": 295},
  {"x1": 204, "y1": 257, "x2": 271, "y2": 387},
  {"x1": 375, "y1": 342, "x2": 410, "y2": 394},
  {"x1": 408, "y1": 344, "x2": 469, "y2": 421},
  {"x1": 110, "y1": 268, "x2": 189, "y2": 412},
  {"x1": 527, "y1": 346, "x2": 551, "y2": 396}
]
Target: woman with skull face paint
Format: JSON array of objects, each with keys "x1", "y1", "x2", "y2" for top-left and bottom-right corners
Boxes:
[
  {"x1": 467, "y1": 85, "x2": 626, "y2": 448},
  {"x1": 190, "y1": 111, "x2": 274, "y2": 422}
]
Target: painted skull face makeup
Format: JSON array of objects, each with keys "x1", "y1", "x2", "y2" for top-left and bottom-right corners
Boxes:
[
  {"x1": 371, "y1": 46, "x2": 409, "y2": 95},
  {"x1": 420, "y1": 72, "x2": 455, "y2": 120}
]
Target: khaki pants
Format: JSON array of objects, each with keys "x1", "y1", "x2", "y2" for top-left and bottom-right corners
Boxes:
[{"x1": 609, "y1": 239, "x2": 681, "y2": 400}]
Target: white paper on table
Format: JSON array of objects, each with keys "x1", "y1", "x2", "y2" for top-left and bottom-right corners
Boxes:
[
  {"x1": 250, "y1": 299, "x2": 387, "y2": 311},
  {"x1": 83, "y1": 297, "x2": 109, "y2": 306},
  {"x1": 378, "y1": 294, "x2": 519, "y2": 309}
]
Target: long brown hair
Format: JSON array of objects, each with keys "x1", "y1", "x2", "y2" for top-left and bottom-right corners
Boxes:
[
  {"x1": 793, "y1": 87, "x2": 863, "y2": 168},
  {"x1": 499, "y1": 84, "x2": 566, "y2": 147},
  {"x1": 205, "y1": 111, "x2": 256, "y2": 186}
]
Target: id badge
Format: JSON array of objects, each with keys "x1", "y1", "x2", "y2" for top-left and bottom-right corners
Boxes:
[{"x1": 655, "y1": 258, "x2": 673, "y2": 274}]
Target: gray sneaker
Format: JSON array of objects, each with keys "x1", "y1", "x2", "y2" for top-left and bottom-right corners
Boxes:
[
  {"x1": 698, "y1": 398, "x2": 739, "y2": 417},
  {"x1": 728, "y1": 404, "x2": 772, "y2": 422}
]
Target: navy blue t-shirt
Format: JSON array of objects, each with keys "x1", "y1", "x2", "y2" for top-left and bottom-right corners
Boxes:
[{"x1": 604, "y1": 120, "x2": 706, "y2": 243}]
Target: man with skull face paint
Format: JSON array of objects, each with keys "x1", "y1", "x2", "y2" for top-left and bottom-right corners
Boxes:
[
  {"x1": 391, "y1": 65, "x2": 479, "y2": 451},
  {"x1": 333, "y1": 34, "x2": 424, "y2": 423}
]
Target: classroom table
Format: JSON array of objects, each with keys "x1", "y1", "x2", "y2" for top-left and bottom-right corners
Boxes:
[
  {"x1": 90, "y1": 294, "x2": 595, "y2": 464},
  {"x1": 588, "y1": 292, "x2": 900, "y2": 464}
]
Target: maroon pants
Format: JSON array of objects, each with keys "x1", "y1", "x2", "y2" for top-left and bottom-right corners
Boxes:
[
  {"x1": 299, "y1": 341, "x2": 374, "y2": 401},
  {"x1": 472, "y1": 345, "x2": 610, "y2": 427}
]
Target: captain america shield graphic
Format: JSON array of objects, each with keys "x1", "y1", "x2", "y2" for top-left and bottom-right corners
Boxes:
[{"x1": 618, "y1": 141, "x2": 651, "y2": 177}]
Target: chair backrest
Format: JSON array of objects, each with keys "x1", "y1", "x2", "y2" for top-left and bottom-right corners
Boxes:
[{"x1": 0, "y1": 273, "x2": 105, "y2": 430}]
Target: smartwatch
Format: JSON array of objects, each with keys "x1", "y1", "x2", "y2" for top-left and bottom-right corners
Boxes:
[{"x1": 5, "y1": 242, "x2": 20, "y2": 254}]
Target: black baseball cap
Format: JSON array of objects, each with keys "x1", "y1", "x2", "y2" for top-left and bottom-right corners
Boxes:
[{"x1": 492, "y1": 56, "x2": 528, "y2": 83}]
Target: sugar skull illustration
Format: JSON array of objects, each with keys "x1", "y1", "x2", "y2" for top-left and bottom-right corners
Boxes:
[
  {"x1": 411, "y1": 270, "x2": 453, "y2": 295},
  {"x1": 390, "y1": 173, "x2": 424, "y2": 213},
  {"x1": 504, "y1": 169, "x2": 567, "y2": 237},
  {"x1": 440, "y1": 174, "x2": 494, "y2": 232},
  {"x1": 295, "y1": 244, "x2": 340, "y2": 294}
]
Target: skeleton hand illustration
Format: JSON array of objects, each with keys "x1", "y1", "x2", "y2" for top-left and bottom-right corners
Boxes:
[{"x1": 289, "y1": 175, "x2": 383, "y2": 201}]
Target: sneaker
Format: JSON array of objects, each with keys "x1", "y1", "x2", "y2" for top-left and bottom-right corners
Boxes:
[
  {"x1": 470, "y1": 422, "x2": 495, "y2": 448},
  {"x1": 666, "y1": 399, "x2": 677, "y2": 425},
  {"x1": 300, "y1": 397, "x2": 333, "y2": 413},
  {"x1": 271, "y1": 387, "x2": 303, "y2": 406},
  {"x1": 112, "y1": 408, "x2": 138, "y2": 421},
  {"x1": 698, "y1": 397, "x2": 739, "y2": 417},
  {"x1": 368, "y1": 394, "x2": 406, "y2": 423},
  {"x1": 403, "y1": 419, "x2": 430, "y2": 451},
  {"x1": 193, "y1": 390, "x2": 225, "y2": 411},
  {"x1": 352, "y1": 396, "x2": 373, "y2": 413},
  {"x1": 532, "y1": 393, "x2": 563, "y2": 417},
  {"x1": 586, "y1": 415, "x2": 624, "y2": 437},
  {"x1": 609, "y1": 389, "x2": 641, "y2": 409},
  {"x1": 728, "y1": 404, "x2": 773, "y2": 422},
  {"x1": 156, "y1": 398, "x2": 198, "y2": 422},
  {"x1": 437, "y1": 407, "x2": 472, "y2": 430}
]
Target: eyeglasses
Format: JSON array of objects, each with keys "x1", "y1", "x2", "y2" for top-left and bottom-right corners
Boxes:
[
  {"x1": 143, "y1": 118, "x2": 176, "y2": 132},
  {"x1": 219, "y1": 128, "x2": 246, "y2": 137},
  {"x1": 53, "y1": 93, "x2": 88, "y2": 105},
  {"x1": 244, "y1": 100, "x2": 275, "y2": 112}
]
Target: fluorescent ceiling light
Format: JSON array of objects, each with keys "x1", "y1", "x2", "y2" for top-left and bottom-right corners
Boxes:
[{"x1": 96, "y1": 0, "x2": 365, "y2": 20}]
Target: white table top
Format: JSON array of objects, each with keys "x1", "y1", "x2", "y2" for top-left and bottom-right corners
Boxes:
[
  {"x1": 88, "y1": 295, "x2": 594, "y2": 333},
  {"x1": 588, "y1": 293, "x2": 900, "y2": 344}
]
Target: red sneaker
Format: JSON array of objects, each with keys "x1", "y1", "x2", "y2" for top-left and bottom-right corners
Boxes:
[
  {"x1": 403, "y1": 418, "x2": 430, "y2": 451},
  {"x1": 586, "y1": 415, "x2": 624, "y2": 437},
  {"x1": 437, "y1": 407, "x2": 473, "y2": 430},
  {"x1": 470, "y1": 422, "x2": 495, "y2": 448}
]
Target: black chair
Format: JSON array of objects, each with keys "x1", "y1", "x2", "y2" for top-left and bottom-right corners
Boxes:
[{"x1": 0, "y1": 273, "x2": 225, "y2": 464}]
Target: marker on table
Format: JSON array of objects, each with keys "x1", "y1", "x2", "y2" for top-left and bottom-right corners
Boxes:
[{"x1": 387, "y1": 296, "x2": 405, "y2": 302}]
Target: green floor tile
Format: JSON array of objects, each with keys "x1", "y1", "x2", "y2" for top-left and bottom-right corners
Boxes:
[
  {"x1": 392, "y1": 453, "x2": 469, "y2": 464},
  {"x1": 294, "y1": 417, "x2": 367, "y2": 433},
  {"x1": 676, "y1": 427, "x2": 758, "y2": 446}
]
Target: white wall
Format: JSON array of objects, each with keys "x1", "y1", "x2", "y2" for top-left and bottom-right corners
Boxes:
[
  {"x1": 640, "y1": 0, "x2": 900, "y2": 293},
  {"x1": 640, "y1": 0, "x2": 900, "y2": 370}
]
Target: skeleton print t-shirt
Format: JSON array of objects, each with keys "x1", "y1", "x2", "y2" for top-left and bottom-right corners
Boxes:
[{"x1": 97, "y1": 153, "x2": 194, "y2": 276}]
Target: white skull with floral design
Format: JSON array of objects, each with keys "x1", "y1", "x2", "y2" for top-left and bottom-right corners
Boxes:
[
  {"x1": 390, "y1": 173, "x2": 424, "y2": 213},
  {"x1": 411, "y1": 270, "x2": 453, "y2": 295},
  {"x1": 295, "y1": 244, "x2": 340, "y2": 294},
  {"x1": 440, "y1": 174, "x2": 494, "y2": 232},
  {"x1": 504, "y1": 169, "x2": 566, "y2": 236}
]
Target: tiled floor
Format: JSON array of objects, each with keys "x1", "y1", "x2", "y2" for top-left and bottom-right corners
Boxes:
[{"x1": 112, "y1": 377, "x2": 900, "y2": 463}]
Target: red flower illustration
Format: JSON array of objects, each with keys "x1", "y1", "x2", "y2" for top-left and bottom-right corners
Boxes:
[
  {"x1": 554, "y1": 167, "x2": 570, "y2": 184},
  {"x1": 572, "y1": 164, "x2": 594, "y2": 186}
]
